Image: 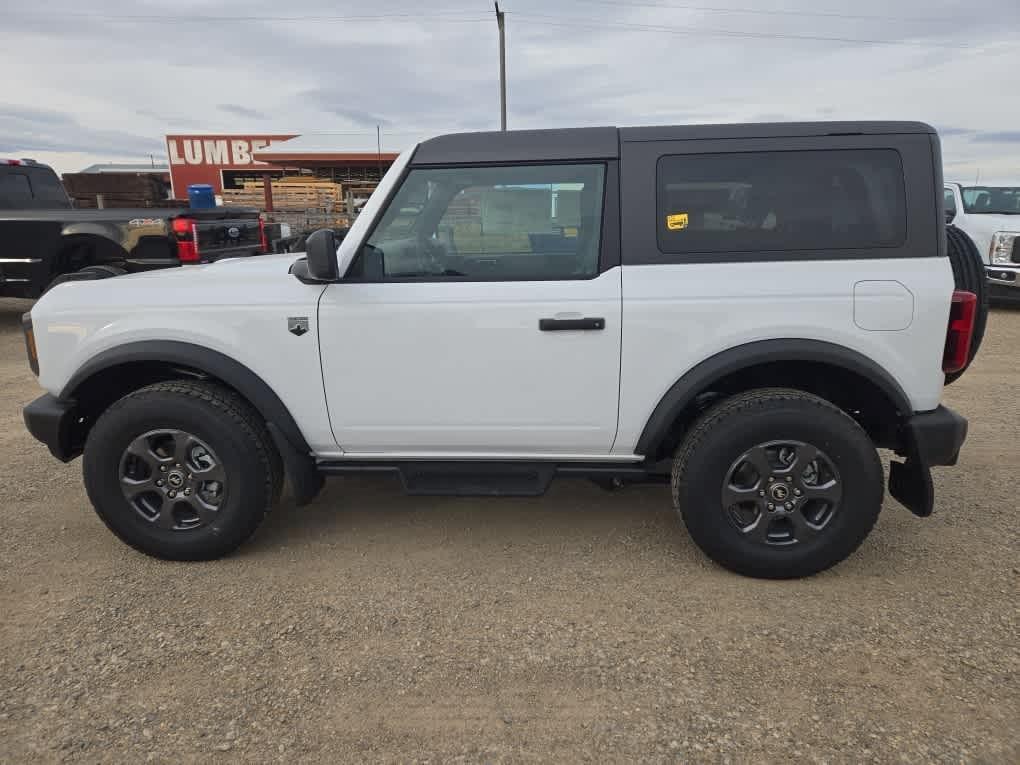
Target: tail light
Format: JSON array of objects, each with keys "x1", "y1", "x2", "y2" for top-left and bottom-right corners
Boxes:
[
  {"x1": 258, "y1": 217, "x2": 269, "y2": 252},
  {"x1": 171, "y1": 217, "x2": 200, "y2": 263},
  {"x1": 943, "y1": 290, "x2": 977, "y2": 374}
]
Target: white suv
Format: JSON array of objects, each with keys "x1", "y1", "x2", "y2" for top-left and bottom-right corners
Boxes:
[{"x1": 22, "y1": 122, "x2": 977, "y2": 578}]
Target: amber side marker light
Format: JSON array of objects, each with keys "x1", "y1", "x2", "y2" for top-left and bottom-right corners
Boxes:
[{"x1": 22, "y1": 313, "x2": 38, "y2": 376}]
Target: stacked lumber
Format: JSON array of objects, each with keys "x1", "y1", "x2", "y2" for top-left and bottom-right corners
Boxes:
[
  {"x1": 62, "y1": 172, "x2": 173, "y2": 209},
  {"x1": 221, "y1": 177, "x2": 342, "y2": 211}
]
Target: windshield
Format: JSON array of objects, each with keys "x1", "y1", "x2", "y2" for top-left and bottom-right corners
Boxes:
[{"x1": 960, "y1": 186, "x2": 1020, "y2": 214}]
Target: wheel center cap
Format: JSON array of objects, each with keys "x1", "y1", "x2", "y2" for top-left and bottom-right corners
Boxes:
[
  {"x1": 769, "y1": 483, "x2": 790, "y2": 501},
  {"x1": 167, "y1": 471, "x2": 185, "y2": 488}
]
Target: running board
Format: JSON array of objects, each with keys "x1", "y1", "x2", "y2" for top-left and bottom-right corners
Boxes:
[{"x1": 316, "y1": 460, "x2": 661, "y2": 497}]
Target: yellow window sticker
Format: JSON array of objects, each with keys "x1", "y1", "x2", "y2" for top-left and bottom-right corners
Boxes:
[{"x1": 666, "y1": 213, "x2": 689, "y2": 230}]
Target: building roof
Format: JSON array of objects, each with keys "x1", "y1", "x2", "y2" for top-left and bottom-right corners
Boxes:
[
  {"x1": 253, "y1": 133, "x2": 402, "y2": 168},
  {"x1": 79, "y1": 162, "x2": 170, "y2": 173}
]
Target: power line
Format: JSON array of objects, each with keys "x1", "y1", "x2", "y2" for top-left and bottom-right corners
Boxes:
[
  {"x1": 570, "y1": 0, "x2": 961, "y2": 23},
  {"x1": 7, "y1": 11, "x2": 489, "y2": 23},
  {"x1": 509, "y1": 12, "x2": 971, "y2": 47}
]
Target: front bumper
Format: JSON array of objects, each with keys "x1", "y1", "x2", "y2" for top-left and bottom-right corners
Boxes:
[
  {"x1": 986, "y1": 264, "x2": 1020, "y2": 295},
  {"x1": 23, "y1": 394, "x2": 80, "y2": 462},
  {"x1": 987, "y1": 265, "x2": 1020, "y2": 289},
  {"x1": 889, "y1": 405, "x2": 968, "y2": 517}
]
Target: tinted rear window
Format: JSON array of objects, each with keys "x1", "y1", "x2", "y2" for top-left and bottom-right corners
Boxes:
[{"x1": 656, "y1": 149, "x2": 906, "y2": 254}]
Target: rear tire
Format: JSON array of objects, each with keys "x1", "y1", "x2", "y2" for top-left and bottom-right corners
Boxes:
[
  {"x1": 83, "y1": 381, "x2": 281, "y2": 560},
  {"x1": 945, "y1": 224, "x2": 988, "y2": 384},
  {"x1": 671, "y1": 388, "x2": 883, "y2": 579}
]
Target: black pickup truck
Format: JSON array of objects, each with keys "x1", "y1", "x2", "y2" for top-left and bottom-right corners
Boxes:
[{"x1": 0, "y1": 159, "x2": 266, "y2": 298}]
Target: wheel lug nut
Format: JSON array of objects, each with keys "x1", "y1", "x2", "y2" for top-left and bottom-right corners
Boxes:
[
  {"x1": 768, "y1": 477, "x2": 774, "y2": 483},
  {"x1": 175, "y1": 463, "x2": 182, "y2": 468},
  {"x1": 786, "y1": 476, "x2": 793, "y2": 482},
  {"x1": 758, "y1": 490, "x2": 765, "y2": 497},
  {"x1": 168, "y1": 490, "x2": 177, "y2": 498},
  {"x1": 785, "y1": 502, "x2": 793, "y2": 510},
  {"x1": 794, "y1": 488, "x2": 802, "y2": 496},
  {"x1": 184, "y1": 489, "x2": 191, "y2": 496},
  {"x1": 156, "y1": 479, "x2": 164, "y2": 487},
  {"x1": 160, "y1": 465, "x2": 167, "y2": 472},
  {"x1": 767, "y1": 503, "x2": 775, "y2": 511}
]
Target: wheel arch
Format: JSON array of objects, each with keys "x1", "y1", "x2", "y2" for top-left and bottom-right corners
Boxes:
[
  {"x1": 52, "y1": 233, "x2": 130, "y2": 274},
  {"x1": 634, "y1": 339, "x2": 912, "y2": 461},
  {"x1": 61, "y1": 341, "x2": 311, "y2": 455}
]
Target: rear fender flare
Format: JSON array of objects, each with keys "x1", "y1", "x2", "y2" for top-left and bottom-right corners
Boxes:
[{"x1": 634, "y1": 338, "x2": 913, "y2": 457}]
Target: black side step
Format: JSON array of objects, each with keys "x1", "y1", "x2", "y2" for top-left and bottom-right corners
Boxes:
[{"x1": 316, "y1": 460, "x2": 659, "y2": 497}]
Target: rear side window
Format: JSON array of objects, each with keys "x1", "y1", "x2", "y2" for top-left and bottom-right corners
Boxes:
[
  {"x1": 0, "y1": 166, "x2": 68, "y2": 209},
  {"x1": 656, "y1": 149, "x2": 906, "y2": 254},
  {"x1": 0, "y1": 171, "x2": 33, "y2": 207}
]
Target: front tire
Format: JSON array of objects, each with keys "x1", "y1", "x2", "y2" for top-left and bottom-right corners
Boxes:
[
  {"x1": 83, "y1": 381, "x2": 281, "y2": 560},
  {"x1": 671, "y1": 388, "x2": 883, "y2": 579}
]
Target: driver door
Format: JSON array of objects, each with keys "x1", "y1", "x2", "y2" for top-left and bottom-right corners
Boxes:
[{"x1": 318, "y1": 161, "x2": 622, "y2": 457}]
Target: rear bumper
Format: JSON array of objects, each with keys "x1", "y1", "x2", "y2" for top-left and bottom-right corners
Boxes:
[
  {"x1": 889, "y1": 405, "x2": 967, "y2": 518},
  {"x1": 23, "y1": 394, "x2": 80, "y2": 462},
  {"x1": 903, "y1": 405, "x2": 968, "y2": 467}
]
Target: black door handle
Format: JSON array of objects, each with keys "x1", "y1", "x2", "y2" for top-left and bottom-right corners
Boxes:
[{"x1": 539, "y1": 317, "x2": 606, "y2": 331}]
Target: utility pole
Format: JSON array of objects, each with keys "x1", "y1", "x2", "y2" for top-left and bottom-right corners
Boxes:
[
  {"x1": 376, "y1": 124, "x2": 382, "y2": 180},
  {"x1": 495, "y1": 2, "x2": 507, "y2": 130}
]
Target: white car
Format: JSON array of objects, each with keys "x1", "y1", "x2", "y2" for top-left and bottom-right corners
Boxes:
[
  {"x1": 944, "y1": 182, "x2": 1020, "y2": 300},
  {"x1": 22, "y1": 122, "x2": 978, "y2": 578}
]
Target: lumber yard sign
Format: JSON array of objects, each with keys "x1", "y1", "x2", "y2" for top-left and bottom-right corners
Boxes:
[{"x1": 165, "y1": 134, "x2": 297, "y2": 197}]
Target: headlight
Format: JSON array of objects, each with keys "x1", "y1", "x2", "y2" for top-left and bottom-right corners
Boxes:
[{"x1": 989, "y1": 231, "x2": 1019, "y2": 265}]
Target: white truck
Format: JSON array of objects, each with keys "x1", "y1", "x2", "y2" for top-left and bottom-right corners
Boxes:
[
  {"x1": 22, "y1": 122, "x2": 982, "y2": 578},
  {"x1": 944, "y1": 182, "x2": 1020, "y2": 301}
]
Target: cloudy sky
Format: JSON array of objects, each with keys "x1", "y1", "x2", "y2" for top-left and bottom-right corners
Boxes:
[{"x1": 3, "y1": 0, "x2": 1019, "y2": 182}]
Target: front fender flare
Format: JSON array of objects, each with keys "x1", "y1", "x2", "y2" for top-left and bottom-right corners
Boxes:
[{"x1": 61, "y1": 340, "x2": 311, "y2": 454}]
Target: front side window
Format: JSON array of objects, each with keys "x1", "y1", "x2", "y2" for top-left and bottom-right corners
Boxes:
[
  {"x1": 656, "y1": 149, "x2": 907, "y2": 254},
  {"x1": 960, "y1": 186, "x2": 1020, "y2": 214},
  {"x1": 364, "y1": 163, "x2": 605, "y2": 280}
]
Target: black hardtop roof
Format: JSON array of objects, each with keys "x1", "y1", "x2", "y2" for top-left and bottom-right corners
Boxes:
[{"x1": 411, "y1": 121, "x2": 936, "y2": 165}]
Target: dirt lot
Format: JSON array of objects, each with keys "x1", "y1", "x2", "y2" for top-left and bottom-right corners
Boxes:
[{"x1": 0, "y1": 298, "x2": 1017, "y2": 764}]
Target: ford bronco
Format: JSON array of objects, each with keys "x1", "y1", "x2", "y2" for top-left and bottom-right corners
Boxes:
[{"x1": 21, "y1": 122, "x2": 980, "y2": 578}]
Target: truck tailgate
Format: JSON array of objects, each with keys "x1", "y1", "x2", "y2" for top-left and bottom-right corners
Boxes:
[{"x1": 193, "y1": 218, "x2": 263, "y2": 259}]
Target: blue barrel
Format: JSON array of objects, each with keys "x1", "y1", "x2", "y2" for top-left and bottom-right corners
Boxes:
[{"x1": 187, "y1": 183, "x2": 216, "y2": 209}]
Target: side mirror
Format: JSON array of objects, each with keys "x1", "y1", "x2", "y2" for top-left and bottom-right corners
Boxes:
[
  {"x1": 305, "y1": 228, "x2": 339, "y2": 281},
  {"x1": 360, "y1": 244, "x2": 385, "y2": 281},
  {"x1": 945, "y1": 209, "x2": 956, "y2": 224}
]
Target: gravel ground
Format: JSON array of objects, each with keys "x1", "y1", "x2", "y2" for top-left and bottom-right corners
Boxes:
[{"x1": 0, "y1": 297, "x2": 1017, "y2": 764}]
